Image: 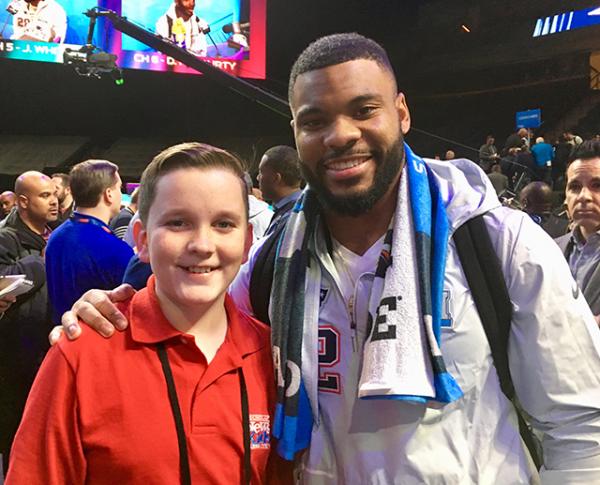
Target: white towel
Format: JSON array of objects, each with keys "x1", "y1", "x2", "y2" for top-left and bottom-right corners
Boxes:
[{"x1": 358, "y1": 168, "x2": 435, "y2": 399}]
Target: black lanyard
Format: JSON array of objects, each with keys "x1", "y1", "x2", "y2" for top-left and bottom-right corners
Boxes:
[{"x1": 156, "y1": 342, "x2": 252, "y2": 485}]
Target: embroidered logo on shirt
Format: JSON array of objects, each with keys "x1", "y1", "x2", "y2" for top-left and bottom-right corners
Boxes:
[
  {"x1": 319, "y1": 287, "x2": 330, "y2": 306},
  {"x1": 249, "y1": 414, "x2": 271, "y2": 449}
]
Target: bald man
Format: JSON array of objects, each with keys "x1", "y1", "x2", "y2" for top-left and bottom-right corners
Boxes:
[
  {"x1": 0, "y1": 191, "x2": 16, "y2": 219},
  {"x1": 0, "y1": 171, "x2": 57, "y2": 470}
]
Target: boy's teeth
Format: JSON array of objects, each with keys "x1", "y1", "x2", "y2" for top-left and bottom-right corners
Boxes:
[{"x1": 187, "y1": 267, "x2": 211, "y2": 274}]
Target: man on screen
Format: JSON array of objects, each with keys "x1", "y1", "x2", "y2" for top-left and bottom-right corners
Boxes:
[
  {"x1": 10, "y1": 0, "x2": 66, "y2": 43},
  {"x1": 155, "y1": 0, "x2": 209, "y2": 56}
]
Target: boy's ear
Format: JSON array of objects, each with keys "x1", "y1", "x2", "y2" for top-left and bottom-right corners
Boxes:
[
  {"x1": 242, "y1": 223, "x2": 253, "y2": 264},
  {"x1": 133, "y1": 219, "x2": 150, "y2": 263}
]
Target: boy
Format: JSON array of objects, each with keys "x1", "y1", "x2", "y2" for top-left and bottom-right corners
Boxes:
[{"x1": 7, "y1": 143, "x2": 280, "y2": 484}]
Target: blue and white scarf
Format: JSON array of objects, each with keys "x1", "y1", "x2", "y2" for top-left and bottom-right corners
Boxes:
[{"x1": 269, "y1": 143, "x2": 463, "y2": 460}]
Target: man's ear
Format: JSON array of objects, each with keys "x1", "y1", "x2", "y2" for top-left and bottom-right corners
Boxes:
[
  {"x1": 242, "y1": 223, "x2": 253, "y2": 264},
  {"x1": 103, "y1": 186, "x2": 114, "y2": 206},
  {"x1": 17, "y1": 194, "x2": 28, "y2": 210},
  {"x1": 395, "y1": 92, "x2": 411, "y2": 135},
  {"x1": 133, "y1": 219, "x2": 150, "y2": 263}
]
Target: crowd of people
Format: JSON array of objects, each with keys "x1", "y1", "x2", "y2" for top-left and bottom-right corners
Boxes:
[{"x1": 0, "y1": 33, "x2": 599, "y2": 484}]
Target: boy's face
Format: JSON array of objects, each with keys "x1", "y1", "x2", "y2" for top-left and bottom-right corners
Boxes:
[{"x1": 136, "y1": 167, "x2": 252, "y2": 313}]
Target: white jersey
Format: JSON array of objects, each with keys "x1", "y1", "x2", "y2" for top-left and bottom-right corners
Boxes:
[
  {"x1": 11, "y1": 0, "x2": 67, "y2": 43},
  {"x1": 230, "y1": 158, "x2": 600, "y2": 484},
  {"x1": 155, "y1": 3, "x2": 208, "y2": 56}
]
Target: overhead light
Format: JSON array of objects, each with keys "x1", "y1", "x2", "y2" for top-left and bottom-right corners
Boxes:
[{"x1": 461, "y1": 24, "x2": 471, "y2": 33}]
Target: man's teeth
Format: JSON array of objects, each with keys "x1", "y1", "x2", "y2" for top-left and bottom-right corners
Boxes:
[
  {"x1": 186, "y1": 267, "x2": 212, "y2": 274},
  {"x1": 327, "y1": 159, "x2": 366, "y2": 171}
]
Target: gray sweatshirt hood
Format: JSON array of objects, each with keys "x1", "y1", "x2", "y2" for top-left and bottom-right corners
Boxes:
[{"x1": 424, "y1": 158, "x2": 502, "y2": 232}]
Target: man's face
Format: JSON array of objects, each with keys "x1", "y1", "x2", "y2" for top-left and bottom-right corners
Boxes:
[
  {"x1": 21, "y1": 176, "x2": 58, "y2": 223},
  {"x1": 257, "y1": 156, "x2": 278, "y2": 202},
  {"x1": 565, "y1": 158, "x2": 600, "y2": 236},
  {"x1": 290, "y1": 59, "x2": 410, "y2": 217},
  {"x1": 0, "y1": 194, "x2": 15, "y2": 217},
  {"x1": 176, "y1": 0, "x2": 195, "y2": 16},
  {"x1": 136, "y1": 167, "x2": 251, "y2": 314},
  {"x1": 109, "y1": 174, "x2": 123, "y2": 218},
  {"x1": 52, "y1": 177, "x2": 66, "y2": 204},
  {"x1": 487, "y1": 137, "x2": 495, "y2": 145}
]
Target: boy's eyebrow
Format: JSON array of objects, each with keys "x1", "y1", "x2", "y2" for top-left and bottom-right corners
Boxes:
[{"x1": 158, "y1": 207, "x2": 245, "y2": 220}]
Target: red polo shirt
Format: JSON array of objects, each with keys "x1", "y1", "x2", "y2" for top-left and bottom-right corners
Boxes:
[{"x1": 7, "y1": 276, "x2": 279, "y2": 484}]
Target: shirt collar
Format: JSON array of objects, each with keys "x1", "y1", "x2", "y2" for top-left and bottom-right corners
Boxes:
[
  {"x1": 274, "y1": 190, "x2": 302, "y2": 210},
  {"x1": 129, "y1": 275, "x2": 266, "y2": 358},
  {"x1": 572, "y1": 225, "x2": 600, "y2": 248}
]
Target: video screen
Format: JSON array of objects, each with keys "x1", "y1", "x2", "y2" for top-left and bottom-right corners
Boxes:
[
  {"x1": 119, "y1": 0, "x2": 265, "y2": 79},
  {"x1": 533, "y1": 5, "x2": 600, "y2": 37},
  {"x1": 0, "y1": 0, "x2": 265, "y2": 79},
  {"x1": 0, "y1": 0, "x2": 116, "y2": 63}
]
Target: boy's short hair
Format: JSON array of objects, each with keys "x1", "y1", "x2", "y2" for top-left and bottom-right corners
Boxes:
[
  {"x1": 138, "y1": 142, "x2": 249, "y2": 224},
  {"x1": 288, "y1": 33, "x2": 396, "y2": 102},
  {"x1": 69, "y1": 160, "x2": 119, "y2": 208}
]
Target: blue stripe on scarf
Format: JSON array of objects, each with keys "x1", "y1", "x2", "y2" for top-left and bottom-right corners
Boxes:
[
  {"x1": 405, "y1": 143, "x2": 463, "y2": 404},
  {"x1": 273, "y1": 381, "x2": 313, "y2": 460}
]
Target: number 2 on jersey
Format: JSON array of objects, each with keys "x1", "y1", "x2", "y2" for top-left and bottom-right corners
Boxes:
[{"x1": 318, "y1": 325, "x2": 341, "y2": 394}]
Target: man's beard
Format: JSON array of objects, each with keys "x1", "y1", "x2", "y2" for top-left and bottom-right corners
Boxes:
[{"x1": 301, "y1": 139, "x2": 404, "y2": 217}]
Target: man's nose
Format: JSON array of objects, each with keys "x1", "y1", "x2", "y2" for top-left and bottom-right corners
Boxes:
[{"x1": 323, "y1": 116, "x2": 361, "y2": 151}]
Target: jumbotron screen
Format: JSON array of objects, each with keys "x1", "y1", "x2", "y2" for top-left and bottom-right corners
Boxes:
[{"x1": 0, "y1": 0, "x2": 266, "y2": 79}]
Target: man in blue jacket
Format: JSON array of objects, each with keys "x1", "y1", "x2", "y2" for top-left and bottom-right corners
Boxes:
[{"x1": 45, "y1": 160, "x2": 133, "y2": 324}]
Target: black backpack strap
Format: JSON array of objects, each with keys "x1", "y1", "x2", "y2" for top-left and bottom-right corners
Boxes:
[
  {"x1": 167, "y1": 16, "x2": 173, "y2": 37},
  {"x1": 248, "y1": 219, "x2": 286, "y2": 326},
  {"x1": 453, "y1": 214, "x2": 543, "y2": 470}
]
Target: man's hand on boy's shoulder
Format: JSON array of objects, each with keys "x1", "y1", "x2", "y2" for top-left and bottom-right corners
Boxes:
[{"x1": 49, "y1": 284, "x2": 136, "y2": 345}]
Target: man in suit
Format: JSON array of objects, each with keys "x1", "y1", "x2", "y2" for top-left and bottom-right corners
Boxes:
[{"x1": 258, "y1": 145, "x2": 303, "y2": 236}]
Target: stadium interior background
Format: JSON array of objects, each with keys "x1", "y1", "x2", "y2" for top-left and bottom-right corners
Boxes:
[{"x1": 0, "y1": 0, "x2": 599, "y2": 191}]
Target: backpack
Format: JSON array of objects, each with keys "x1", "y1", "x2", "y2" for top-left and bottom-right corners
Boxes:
[{"x1": 249, "y1": 214, "x2": 543, "y2": 469}]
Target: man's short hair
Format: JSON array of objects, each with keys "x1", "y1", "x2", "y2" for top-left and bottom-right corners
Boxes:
[
  {"x1": 51, "y1": 172, "x2": 70, "y2": 187},
  {"x1": 568, "y1": 139, "x2": 600, "y2": 166},
  {"x1": 262, "y1": 145, "x2": 303, "y2": 187},
  {"x1": 288, "y1": 33, "x2": 395, "y2": 102},
  {"x1": 69, "y1": 160, "x2": 119, "y2": 208},
  {"x1": 130, "y1": 187, "x2": 140, "y2": 206},
  {"x1": 535, "y1": 137, "x2": 544, "y2": 144},
  {"x1": 138, "y1": 142, "x2": 249, "y2": 225}
]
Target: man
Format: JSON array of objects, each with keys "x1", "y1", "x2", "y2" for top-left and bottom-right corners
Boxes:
[
  {"x1": 503, "y1": 127, "x2": 528, "y2": 155},
  {"x1": 519, "y1": 181, "x2": 552, "y2": 223},
  {"x1": 110, "y1": 187, "x2": 138, "y2": 240},
  {"x1": 555, "y1": 140, "x2": 600, "y2": 323},
  {"x1": 565, "y1": 129, "x2": 583, "y2": 147},
  {"x1": 0, "y1": 191, "x2": 16, "y2": 218},
  {"x1": 155, "y1": 0, "x2": 209, "y2": 56},
  {"x1": 531, "y1": 136, "x2": 554, "y2": 184},
  {"x1": 61, "y1": 34, "x2": 600, "y2": 483},
  {"x1": 0, "y1": 171, "x2": 57, "y2": 470},
  {"x1": 258, "y1": 145, "x2": 303, "y2": 235},
  {"x1": 479, "y1": 135, "x2": 499, "y2": 173},
  {"x1": 10, "y1": 0, "x2": 67, "y2": 43},
  {"x1": 487, "y1": 163, "x2": 508, "y2": 196},
  {"x1": 45, "y1": 160, "x2": 133, "y2": 325},
  {"x1": 49, "y1": 172, "x2": 74, "y2": 228},
  {"x1": 444, "y1": 149, "x2": 455, "y2": 160}
]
